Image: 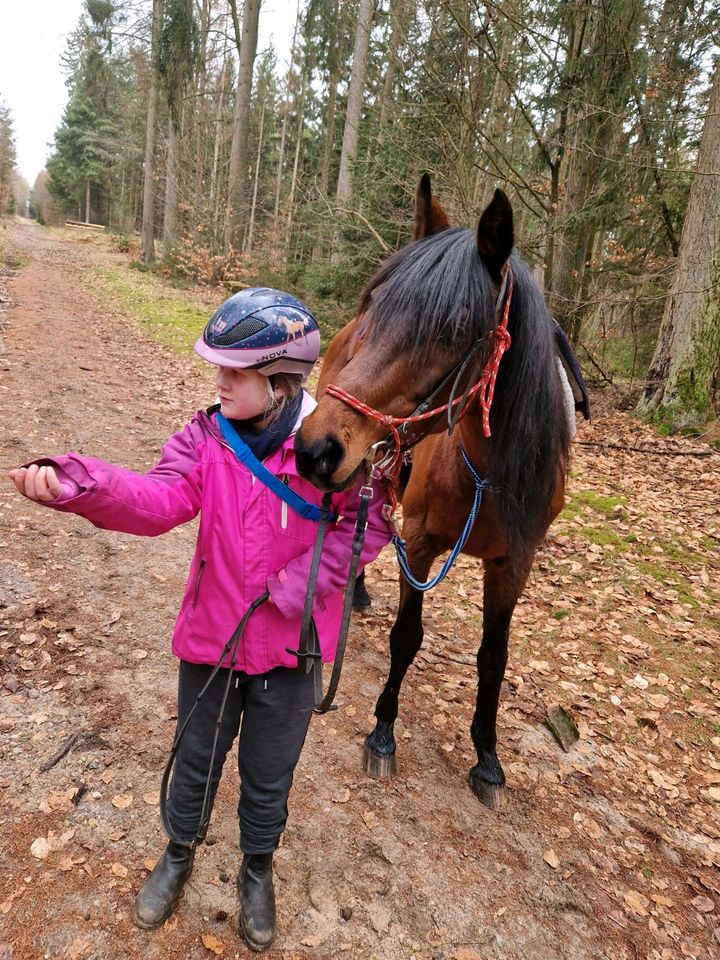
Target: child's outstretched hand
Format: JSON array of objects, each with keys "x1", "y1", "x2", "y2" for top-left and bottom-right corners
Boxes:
[{"x1": 8, "y1": 464, "x2": 62, "y2": 502}]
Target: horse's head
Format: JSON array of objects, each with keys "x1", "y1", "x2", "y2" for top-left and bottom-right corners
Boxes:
[{"x1": 295, "y1": 174, "x2": 514, "y2": 490}]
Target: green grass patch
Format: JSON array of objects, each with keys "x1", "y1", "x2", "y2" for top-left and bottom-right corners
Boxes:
[
  {"x1": 633, "y1": 560, "x2": 699, "y2": 608},
  {"x1": 564, "y1": 488, "x2": 628, "y2": 518},
  {"x1": 94, "y1": 266, "x2": 209, "y2": 354}
]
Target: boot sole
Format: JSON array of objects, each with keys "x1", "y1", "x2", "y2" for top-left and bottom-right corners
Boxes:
[
  {"x1": 239, "y1": 914, "x2": 275, "y2": 952},
  {"x1": 133, "y1": 896, "x2": 180, "y2": 930},
  {"x1": 133, "y1": 862, "x2": 194, "y2": 930}
]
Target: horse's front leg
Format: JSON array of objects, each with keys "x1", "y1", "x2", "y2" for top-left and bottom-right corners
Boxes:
[
  {"x1": 363, "y1": 533, "x2": 436, "y2": 779},
  {"x1": 469, "y1": 555, "x2": 531, "y2": 809}
]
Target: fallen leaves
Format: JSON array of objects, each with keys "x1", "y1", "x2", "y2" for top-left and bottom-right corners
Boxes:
[
  {"x1": 692, "y1": 895, "x2": 715, "y2": 913},
  {"x1": 623, "y1": 889, "x2": 650, "y2": 916},
  {"x1": 543, "y1": 848, "x2": 560, "y2": 869},
  {"x1": 30, "y1": 829, "x2": 76, "y2": 860},
  {"x1": 111, "y1": 794, "x2": 133, "y2": 809},
  {"x1": 201, "y1": 933, "x2": 224, "y2": 954}
]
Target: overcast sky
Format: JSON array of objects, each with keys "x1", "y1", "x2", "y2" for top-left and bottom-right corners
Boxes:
[{"x1": 0, "y1": 2, "x2": 294, "y2": 185}]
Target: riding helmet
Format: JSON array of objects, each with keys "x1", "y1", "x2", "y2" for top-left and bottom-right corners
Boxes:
[{"x1": 194, "y1": 287, "x2": 320, "y2": 378}]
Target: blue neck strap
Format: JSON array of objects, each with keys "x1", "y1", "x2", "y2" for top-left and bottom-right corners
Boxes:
[{"x1": 216, "y1": 412, "x2": 335, "y2": 523}]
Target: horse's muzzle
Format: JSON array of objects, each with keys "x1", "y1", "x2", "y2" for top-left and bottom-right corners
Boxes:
[{"x1": 294, "y1": 432, "x2": 347, "y2": 490}]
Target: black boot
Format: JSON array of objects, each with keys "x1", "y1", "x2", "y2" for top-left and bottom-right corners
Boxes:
[
  {"x1": 238, "y1": 853, "x2": 276, "y2": 952},
  {"x1": 352, "y1": 571, "x2": 372, "y2": 612},
  {"x1": 134, "y1": 841, "x2": 195, "y2": 929}
]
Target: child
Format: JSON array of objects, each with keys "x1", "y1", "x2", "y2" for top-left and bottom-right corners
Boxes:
[{"x1": 8, "y1": 288, "x2": 390, "y2": 952}]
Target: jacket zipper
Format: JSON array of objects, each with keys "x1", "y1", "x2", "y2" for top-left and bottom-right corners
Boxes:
[
  {"x1": 281, "y1": 476, "x2": 289, "y2": 529},
  {"x1": 193, "y1": 559, "x2": 206, "y2": 607}
]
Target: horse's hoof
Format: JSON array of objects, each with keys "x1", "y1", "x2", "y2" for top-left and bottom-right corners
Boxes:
[
  {"x1": 469, "y1": 773, "x2": 505, "y2": 809},
  {"x1": 363, "y1": 745, "x2": 397, "y2": 779}
]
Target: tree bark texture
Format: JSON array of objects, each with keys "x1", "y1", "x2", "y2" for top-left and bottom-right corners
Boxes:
[
  {"x1": 225, "y1": 0, "x2": 261, "y2": 251},
  {"x1": 163, "y1": 116, "x2": 178, "y2": 254},
  {"x1": 141, "y1": 0, "x2": 163, "y2": 262},
  {"x1": 548, "y1": 0, "x2": 642, "y2": 341},
  {"x1": 335, "y1": 0, "x2": 373, "y2": 204},
  {"x1": 637, "y1": 60, "x2": 720, "y2": 424}
]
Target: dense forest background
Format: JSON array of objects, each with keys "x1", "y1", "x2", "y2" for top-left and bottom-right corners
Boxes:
[{"x1": 2, "y1": 0, "x2": 719, "y2": 434}]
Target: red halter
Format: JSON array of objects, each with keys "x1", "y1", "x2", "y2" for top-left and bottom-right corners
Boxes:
[{"x1": 324, "y1": 266, "x2": 514, "y2": 492}]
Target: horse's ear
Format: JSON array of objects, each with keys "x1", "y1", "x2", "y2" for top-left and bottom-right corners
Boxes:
[
  {"x1": 413, "y1": 173, "x2": 450, "y2": 240},
  {"x1": 477, "y1": 188, "x2": 514, "y2": 279}
]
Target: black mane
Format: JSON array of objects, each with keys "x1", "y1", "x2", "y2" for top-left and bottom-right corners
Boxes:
[{"x1": 360, "y1": 227, "x2": 572, "y2": 565}]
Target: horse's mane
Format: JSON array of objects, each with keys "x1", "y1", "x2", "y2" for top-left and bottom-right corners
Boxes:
[{"x1": 360, "y1": 227, "x2": 572, "y2": 564}]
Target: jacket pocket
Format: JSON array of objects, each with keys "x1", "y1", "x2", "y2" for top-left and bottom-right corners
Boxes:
[{"x1": 192, "y1": 559, "x2": 206, "y2": 608}]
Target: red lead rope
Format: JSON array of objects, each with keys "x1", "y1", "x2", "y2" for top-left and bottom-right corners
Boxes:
[{"x1": 324, "y1": 267, "x2": 514, "y2": 488}]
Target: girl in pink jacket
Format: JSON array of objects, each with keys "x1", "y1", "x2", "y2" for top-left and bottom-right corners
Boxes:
[{"x1": 8, "y1": 288, "x2": 390, "y2": 952}]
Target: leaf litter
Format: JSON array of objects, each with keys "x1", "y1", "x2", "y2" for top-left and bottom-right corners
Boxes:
[{"x1": 0, "y1": 224, "x2": 719, "y2": 960}]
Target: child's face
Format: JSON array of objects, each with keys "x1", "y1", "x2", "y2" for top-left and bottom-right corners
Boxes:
[{"x1": 215, "y1": 366, "x2": 273, "y2": 421}]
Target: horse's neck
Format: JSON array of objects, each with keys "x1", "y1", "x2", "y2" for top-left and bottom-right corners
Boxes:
[{"x1": 457, "y1": 409, "x2": 491, "y2": 476}]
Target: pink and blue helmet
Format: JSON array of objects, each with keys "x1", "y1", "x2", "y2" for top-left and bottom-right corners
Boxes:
[{"x1": 194, "y1": 287, "x2": 321, "y2": 378}]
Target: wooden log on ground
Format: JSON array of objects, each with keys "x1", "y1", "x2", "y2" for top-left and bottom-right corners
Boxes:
[
  {"x1": 65, "y1": 220, "x2": 106, "y2": 231},
  {"x1": 223, "y1": 278, "x2": 249, "y2": 292}
]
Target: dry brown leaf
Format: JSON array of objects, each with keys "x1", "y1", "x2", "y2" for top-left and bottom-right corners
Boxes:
[
  {"x1": 111, "y1": 862, "x2": 128, "y2": 878},
  {"x1": 132, "y1": 649, "x2": 148, "y2": 660},
  {"x1": 201, "y1": 933, "x2": 225, "y2": 954},
  {"x1": 143, "y1": 858, "x2": 158, "y2": 872},
  {"x1": 111, "y1": 794, "x2": 133, "y2": 809},
  {"x1": 543, "y1": 848, "x2": 560, "y2": 869},
  {"x1": 301, "y1": 935, "x2": 321, "y2": 947},
  {"x1": 650, "y1": 894, "x2": 673, "y2": 907},
  {"x1": 67, "y1": 938, "x2": 93, "y2": 960},
  {"x1": 691, "y1": 895, "x2": 714, "y2": 913},
  {"x1": 30, "y1": 836, "x2": 52, "y2": 860},
  {"x1": 332, "y1": 789, "x2": 351, "y2": 804},
  {"x1": 142, "y1": 792, "x2": 160, "y2": 806},
  {"x1": 623, "y1": 890, "x2": 650, "y2": 916}
]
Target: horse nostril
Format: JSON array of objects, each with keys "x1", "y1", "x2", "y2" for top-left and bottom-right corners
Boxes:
[{"x1": 295, "y1": 434, "x2": 344, "y2": 482}]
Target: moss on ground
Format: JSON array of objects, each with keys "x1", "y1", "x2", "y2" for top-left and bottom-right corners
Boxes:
[{"x1": 94, "y1": 266, "x2": 210, "y2": 354}]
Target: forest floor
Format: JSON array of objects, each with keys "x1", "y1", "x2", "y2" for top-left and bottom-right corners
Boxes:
[{"x1": 0, "y1": 218, "x2": 719, "y2": 960}]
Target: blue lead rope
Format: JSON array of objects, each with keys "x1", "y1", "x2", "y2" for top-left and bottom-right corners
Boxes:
[
  {"x1": 216, "y1": 412, "x2": 336, "y2": 523},
  {"x1": 392, "y1": 448, "x2": 494, "y2": 592}
]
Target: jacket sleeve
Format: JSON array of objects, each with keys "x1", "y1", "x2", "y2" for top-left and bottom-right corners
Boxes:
[
  {"x1": 29, "y1": 419, "x2": 204, "y2": 537},
  {"x1": 267, "y1": 474, "x2": 392, "y2": 620}
]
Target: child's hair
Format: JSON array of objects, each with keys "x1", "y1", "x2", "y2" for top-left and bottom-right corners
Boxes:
[{"x1": 266, "y1": 373, "x2": 304, "y2": 421}]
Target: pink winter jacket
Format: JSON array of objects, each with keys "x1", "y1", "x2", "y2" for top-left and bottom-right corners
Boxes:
[{"x1": 36, "y1": 393, "x2": 391, "y2": 674}]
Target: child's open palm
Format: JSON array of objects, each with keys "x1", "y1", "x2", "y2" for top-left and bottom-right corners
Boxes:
[{"x1": 8, "y1": 464, "x2": 62, "y2": 502}]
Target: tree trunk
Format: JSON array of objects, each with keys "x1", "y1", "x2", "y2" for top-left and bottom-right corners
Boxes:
[
  {"x1": 549, "y1": 0, "x2": 642, "y2": 341},
  {"x1": 163, "y1": 117, "x2": 178, "y2": 255},
  {"x1": 335, "y1": 0, "x2": 373, "y2": 205},
  {"x1": 141, "y1": 0, "x2": 163, "y2": 263},
  {"x1": 637, "y1": 61, "x2": 720, "y2": 426},
  {"x1": 274, "y1": 2, "x2": 301, "y2": 231},
  {"x1": 225, "y1": 0, "x2": 261, "y2": 251},
  {"x1": 209, "y1": 57, "x2": 229, "y2": 224},
  {"x1": 245, "y1": 97, "x2": 265, "y2": 254},
  {"x1": 377, "y1": 0, "x2": 407, "y2": 149},
  {"x1": 192, "y1": 0, "x2": 211, "y2": 206},
  {"x1": 285, "y1": 76, "x2": 307, "y2": 250},
  {"x1": 85, "y1": 180, "x2": 91, "y2": 223}
]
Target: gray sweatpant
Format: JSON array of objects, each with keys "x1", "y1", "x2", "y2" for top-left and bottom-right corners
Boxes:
[{"x1": 166, "y1": 660, "x2": 314, "y2": 853}]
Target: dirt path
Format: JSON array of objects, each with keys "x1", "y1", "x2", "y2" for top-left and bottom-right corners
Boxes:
[{"x1": 1, "y1": 220, "x2": 719, "y2": 960}]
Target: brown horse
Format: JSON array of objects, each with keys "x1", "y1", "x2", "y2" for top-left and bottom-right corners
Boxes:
[{"x1": 295, "y1": 175, "x2": 572, "y2": 807}]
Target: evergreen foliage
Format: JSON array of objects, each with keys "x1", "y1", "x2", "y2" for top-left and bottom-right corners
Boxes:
[
  {"x1": 40, "y1": 0, "x2": 720, "y2": 420},
  {"x1": 0, "y1": 100, "x2": 16, "y2": 215}
]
